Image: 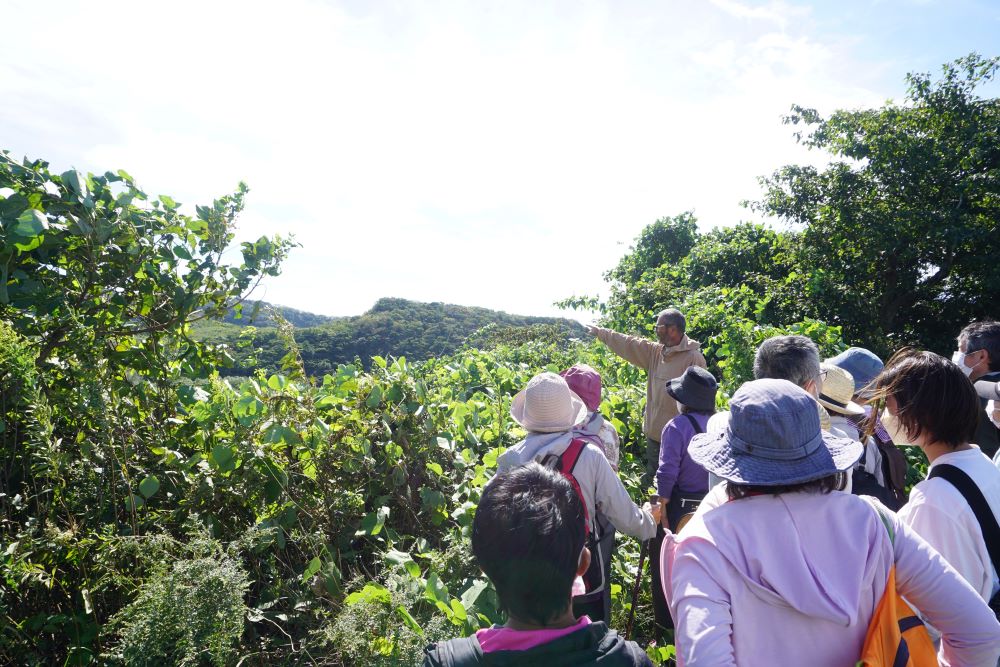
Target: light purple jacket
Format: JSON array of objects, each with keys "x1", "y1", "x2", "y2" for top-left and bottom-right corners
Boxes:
[{"x1": 661, "y1": 491, "x2": 1000, "y2": 666}]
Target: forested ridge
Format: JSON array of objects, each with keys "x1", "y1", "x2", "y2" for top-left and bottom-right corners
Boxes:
[
  {"x1": 1, "y1": 56, "x2": 998, "y2": 666},
  {"x1": 192, "y1": 298, "x2": 587, "y2": 376}
]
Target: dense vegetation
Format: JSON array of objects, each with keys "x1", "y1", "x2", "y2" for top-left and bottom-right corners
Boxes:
[
  {"x1": 564, "y1": 54, "x2": 1000, "y2": 367},
  {"x1": 1, "y1": 55, "x2": 996, "y2": 666},
  {"x1": 193, "y1": 298, "x2": 587, "y2": 376}
]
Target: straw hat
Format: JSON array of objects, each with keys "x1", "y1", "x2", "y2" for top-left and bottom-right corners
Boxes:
[
  {"x1": 818, "y1": 363, "x2": 865, "y2": 416},
  {"x1": 689, "y1": 379, "x2": 862, "y2": 486},
  {"x1": 511, "y1": 372, "x2": 588, "y2": 433}
]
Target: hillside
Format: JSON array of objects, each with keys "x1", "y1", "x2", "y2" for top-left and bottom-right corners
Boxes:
[{"x1": 192, "y1": 297, "x2": 587, "y2": 375}]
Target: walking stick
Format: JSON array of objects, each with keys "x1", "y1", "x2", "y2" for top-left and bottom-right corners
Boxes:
[{"x1": 625, "y1": 537, "x2": 650, "y2": 640}]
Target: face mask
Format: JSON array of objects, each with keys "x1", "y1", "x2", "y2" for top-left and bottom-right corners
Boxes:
[
  {"x1": 952, "y1": 350, "x2": 974, "y2": 377},
  {"x1": 988, "y1": 400, "x2": 1000, "y2": 429},
  {"x1": 880, "y1": 408, "x2": 912, "y2": 446}
]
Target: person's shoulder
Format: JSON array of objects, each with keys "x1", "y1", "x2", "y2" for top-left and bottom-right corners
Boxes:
[
  {"x1": 905, "y1": 474, "x2": 966, "y2": 512},
  {"x1": 577, "y1": 440, "x2": 616, "y2": 473},
  {"x1": 421, "y1": 635, "x2": 482, "y2": 667},
  {"x1": 590, "y1": 623, "x2": 654, "y2": 666}
]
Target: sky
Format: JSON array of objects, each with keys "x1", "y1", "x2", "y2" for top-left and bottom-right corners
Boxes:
[{"x1": 2, "y1": 0, "x2": 999, "y2": 322}]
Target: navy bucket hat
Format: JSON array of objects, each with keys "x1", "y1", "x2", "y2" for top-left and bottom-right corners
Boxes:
[
  {"x1": 689, "y1": 378, "x2": 862, "y2": 486},
  {"x1": 666, "y1": 366, "x2": 718, "y2": 413}
]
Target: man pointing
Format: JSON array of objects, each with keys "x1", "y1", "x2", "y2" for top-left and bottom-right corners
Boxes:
[{"x1": 587, "y1": 309, "x2": 707, "y2": 489}]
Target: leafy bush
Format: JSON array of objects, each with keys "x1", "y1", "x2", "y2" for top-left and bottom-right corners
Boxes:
[
  {"x1": 315, "y1": 574, "x2": 453, "y2": 667},
  {"x1": 107, "y1": 544, "x2": 249, "y2": 666}
]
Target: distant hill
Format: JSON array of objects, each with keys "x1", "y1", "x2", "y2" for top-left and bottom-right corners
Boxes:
[
  {"x1": 192, "y1": 297, "x2": 586, "y2": 376},
  {"x1": 221, "y1": 302, "x2": 343, "y2": 328}
]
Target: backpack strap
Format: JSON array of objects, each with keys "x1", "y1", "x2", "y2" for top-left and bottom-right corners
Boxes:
[
  {"x1": 560, "y1": 438, "x2": 591, "y2": 531},
  {"x1": 862, "y1": 495, "x2": 896, "y2": 546},
  {"x1": 682, "y1": 413, "x2": 704, "y2": 435},
  {"x1": 928, "y1": 463, "x2": 1000, "y2": 577}
]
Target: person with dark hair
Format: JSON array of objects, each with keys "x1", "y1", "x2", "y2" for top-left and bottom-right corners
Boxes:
[
  {"x1": 495, "y1": 372, "x2": 658, "y2": 624},
  {"x1": 423, "y1": 463, "x2": 654, "y2": 666},
  {"x1": 586, "y1": 309, "x2": 707, "y2": 488},
  {"x1": 648, "y1": 365, "x2": 717, "y2": 640},
  {"x1": 956, "y1": 321, "x2": 1000, "y2": 457},
  {"x1": 659, "y1": 378, "x2": 1000, "y2": 666},
  {"x1": 874, "y1": 349, "x2": 1000, "y2": 610}
]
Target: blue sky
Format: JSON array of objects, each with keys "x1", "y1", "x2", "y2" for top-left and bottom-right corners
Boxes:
[{"x1": 2, "y1": 0, "x2": 998, "y2": 321}]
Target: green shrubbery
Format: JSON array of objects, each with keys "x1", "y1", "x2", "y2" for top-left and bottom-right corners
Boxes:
[{"x1": 108, "y1": 539, "x2": 249, "y2": 666}]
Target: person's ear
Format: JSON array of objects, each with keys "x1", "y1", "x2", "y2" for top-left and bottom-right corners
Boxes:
[
  {"x1": 803, "y1": 378, "x2": 819, "y2": 398},
  {"x1": 973, "y1": 349, "x2": 991, "y2": 372},
  {"x1": 577, "y1": 547, "x2": 591, "y2": 577}
]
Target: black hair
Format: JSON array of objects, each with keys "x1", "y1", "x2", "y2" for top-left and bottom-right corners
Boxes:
[
  {"x1": 472, "y1": 462, "x2": 586, "y2": 626},
  {"x1": 960, "y1": 321, "x2": 1000, "y2": 371},
  {"x1": 871, "y1": 348, "x2": 979, "y2": 448},
  {"x1": 678, "y1": 403, "x2": 716, "y2": 416},
  {"x1": 726, "y1": 472, "x2": 846, "y2": 500}
]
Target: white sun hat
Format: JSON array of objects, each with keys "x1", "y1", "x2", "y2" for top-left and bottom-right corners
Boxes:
[{"x1": 510, "y1": 372, "x2": 588, "y2": 433}]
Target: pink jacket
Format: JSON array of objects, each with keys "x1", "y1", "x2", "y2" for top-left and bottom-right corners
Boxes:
[{"x1": 661, "y1": 491, "x2": 1000, "y2": 666}]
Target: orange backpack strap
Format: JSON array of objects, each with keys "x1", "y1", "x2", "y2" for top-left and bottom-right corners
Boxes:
[{"x1": 858, "y1": 499, "x2": 938, "y2": 667}]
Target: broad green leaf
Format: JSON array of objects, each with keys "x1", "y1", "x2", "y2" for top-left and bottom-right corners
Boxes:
[
  {"x1": 355, "y1": 506, "x2": 389, "y2": 536},
  {"x1": 233, "y1": 395, "x2": 265, "y2": 423},
  {"x1": 420, "y1": 488, "x2": 446, "y2": 510},
  {"x1": 262, "y1": 424, "x2": 301, "y2": 446},
  {"x1": 61, "y1": 169, "x2": 88, "y2": 198},
  {"x1": 395, "y1": 605, "x2": 423, "y2": 635},
  {"x1": 366, "y1": 385, "x2": 382, "y2": 408},
  {"x1": 212, "y1": 444, "x2": 234, "y2": 465},
  {"x1": 449, "y1": 598, "x2": 468, "y2": 621},
  {"x1": 12, "y1": 209, "x2": 47, "y2": 240},
  {"x1": 345, "y1": 583, "x2": 392, "y2": 607},
  {"x1": 460, "y1": 579, "x2": 489, "y2": 610},
  {"x1": 301, "y1": 556, "x2": 322, "y2": 584},
  {"x1": 138, "y1": 475, "x2": 160, "y2": 499},
  {"x1": 425, "y1": 571, "x2": 450, "y2": 603}
]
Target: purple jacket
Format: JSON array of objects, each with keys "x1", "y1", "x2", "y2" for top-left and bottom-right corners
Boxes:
[{"x1": 656, "y1": 412, "x2": 711, "y2": 498}]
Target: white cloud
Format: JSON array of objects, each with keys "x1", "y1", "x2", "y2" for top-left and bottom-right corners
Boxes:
[{"x1": 1, "y1": 0, "x2": 900, "y2": 321}]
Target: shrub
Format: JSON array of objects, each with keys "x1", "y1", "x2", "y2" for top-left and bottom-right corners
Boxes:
[{"x1": 107, "y1": 549, "x2": 249, "y2": 666}]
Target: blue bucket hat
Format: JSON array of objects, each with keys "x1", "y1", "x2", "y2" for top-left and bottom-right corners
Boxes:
[
  {"x1": 827, "y1": 347, "x2": 884, "y2": 397},
  {"x1": 688, "y1": 379, "x2": 862, "y2": 486}
]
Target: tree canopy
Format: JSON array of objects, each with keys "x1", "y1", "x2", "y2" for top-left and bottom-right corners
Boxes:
[{"x1": 755, "y1": 53, "x2": 1000, "y2": 354}]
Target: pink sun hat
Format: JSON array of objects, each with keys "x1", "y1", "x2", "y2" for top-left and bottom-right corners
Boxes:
[{"x1": 559, "y1": 364, "x2": 602, "y2": 412}]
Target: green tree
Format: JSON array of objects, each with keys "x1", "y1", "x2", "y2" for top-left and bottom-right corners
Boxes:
[
  {"x1": 607, "y1": 212, "x2": 698, "y2": 289},
  {"x1": 0, "y1": 151, "x2": 294, "y2": 664},
  {"x1": 755, "y1": 53, "x2": 1000, "y2": 356}
]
